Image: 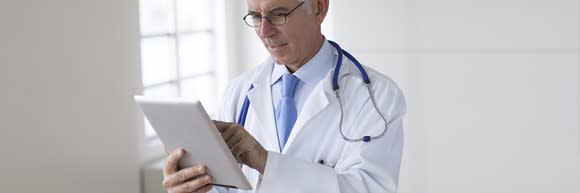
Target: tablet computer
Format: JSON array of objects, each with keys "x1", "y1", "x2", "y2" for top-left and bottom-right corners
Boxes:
[{"x1": 134, "y1": 96, "x2": 251, "y2": 190}]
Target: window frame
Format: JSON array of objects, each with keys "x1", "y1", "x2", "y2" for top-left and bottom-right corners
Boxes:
[{"x1": 139, "y1": 0, "x2": 219, "y2": 142}]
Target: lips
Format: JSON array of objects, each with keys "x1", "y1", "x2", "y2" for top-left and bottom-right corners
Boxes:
[
  {"x1": 269, "y1": 43, "x2": 287, "y2": 48},
  {"x1": 264, "y1": 39, "x2": 287, "y2": 49}
]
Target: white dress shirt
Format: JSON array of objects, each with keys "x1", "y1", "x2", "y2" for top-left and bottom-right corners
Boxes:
[{"x1": 270, "y1": 39, "x2": 335, "y2": 117}]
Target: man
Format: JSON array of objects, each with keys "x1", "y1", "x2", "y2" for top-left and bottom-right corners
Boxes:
[{"x1": 162, "y1": 0, "x2": 406, "y2": 192}]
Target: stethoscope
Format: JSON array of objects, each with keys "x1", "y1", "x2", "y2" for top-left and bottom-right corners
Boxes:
[{"x1": 236, "y1": 40, "x2": 389, "y2": 143}]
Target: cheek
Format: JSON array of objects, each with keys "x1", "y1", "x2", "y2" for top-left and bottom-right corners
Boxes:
[
  {"x1": 254, "y1": 28, "x2": 261, "y2": 37},
  {"x1": 286, "y1": 33, "x2": 305, "y2": 52}
]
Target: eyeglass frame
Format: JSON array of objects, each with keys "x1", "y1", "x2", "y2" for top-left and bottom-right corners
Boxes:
[{"x1": 242, "y1": 1, "x2": 305, "y2": 28}]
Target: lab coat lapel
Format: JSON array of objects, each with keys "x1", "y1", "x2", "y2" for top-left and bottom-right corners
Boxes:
[
  {"x1": 246, "y1": 61, "x2": 280, "y2": 152},
  {"x1": 282, "y1": 71, "x2": 335, "y2": 153}
]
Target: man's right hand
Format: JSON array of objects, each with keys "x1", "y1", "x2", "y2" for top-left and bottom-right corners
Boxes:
[{"x1": 162, "y1": 148, "x2": 214, "y2": 193}]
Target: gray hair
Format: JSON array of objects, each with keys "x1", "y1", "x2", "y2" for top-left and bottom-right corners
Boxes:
[{"x1": 299, "y1": 0, "x2": 313, "y2": 15}]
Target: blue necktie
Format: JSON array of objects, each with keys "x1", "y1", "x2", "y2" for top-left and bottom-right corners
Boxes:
[{"x1": 275, "y1": 74, "x2": 299, "y2": 151}]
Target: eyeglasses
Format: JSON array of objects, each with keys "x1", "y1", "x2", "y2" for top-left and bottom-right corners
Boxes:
[{"x1": 242, "y1": 1, "x2": 305, "y2": 28}]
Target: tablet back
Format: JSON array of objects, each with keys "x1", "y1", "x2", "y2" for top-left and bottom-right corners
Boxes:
[{"x1": 134, "y1": 96, "x2": 251, "y2": 190}]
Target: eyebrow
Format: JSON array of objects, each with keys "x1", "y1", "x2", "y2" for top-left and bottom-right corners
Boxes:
[
  {"x1": 247, "y1": 5, "x2": 292, "y2": 15},
  {"x1": 270, "y1": 6, "x2": 291, "y2": 13}
]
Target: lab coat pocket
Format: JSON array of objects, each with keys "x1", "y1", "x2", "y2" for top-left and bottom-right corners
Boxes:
[{"x1": 317, "y1": 157, "x2": 339, "y2": 169}]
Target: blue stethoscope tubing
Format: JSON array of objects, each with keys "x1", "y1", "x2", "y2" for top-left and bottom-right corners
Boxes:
[{"x1": 236, "y1": 40, "x2": 389, "y2": 142}]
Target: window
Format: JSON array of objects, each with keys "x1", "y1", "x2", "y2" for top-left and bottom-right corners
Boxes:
[{"x1": 139, "y1": 0, "x2": 218, "y2": 139}]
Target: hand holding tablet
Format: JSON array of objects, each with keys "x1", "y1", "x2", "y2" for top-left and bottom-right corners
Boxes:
[{"x1": 134, "y1": 96, "x2": 252, "y2": 190}]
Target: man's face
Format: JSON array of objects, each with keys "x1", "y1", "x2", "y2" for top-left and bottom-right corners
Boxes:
[{"x1": 246, "y1": 0, "x2": 319, "y2": 66}]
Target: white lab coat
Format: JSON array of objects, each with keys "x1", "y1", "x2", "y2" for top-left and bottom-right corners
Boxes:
[{"x1": 214, "y1": 46, "x2": 406, "y2": 193}]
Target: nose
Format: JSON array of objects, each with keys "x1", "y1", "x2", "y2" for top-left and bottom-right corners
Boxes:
[{"x1": 257, "y1": 18, "x2": 277, "y2": 38}]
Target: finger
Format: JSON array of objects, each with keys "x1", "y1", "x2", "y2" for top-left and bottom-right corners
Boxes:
[
  {"x1": 163, "y1": 165, "x2": 207, "y2": 188},
  {"x1": 212, "y1": 120, "x2": 229, "y2": 133},
  {"x1": 225, "y1": 131, "x2": 243, "y2": 149},
  {"x1": 222, "y1": 125, "x2": 240, "y2": 145},
  {"x1": 168, "y1": 175, "x2": 213, "y2": 193},
  {"x1": 163, "y1": 148, "x2": 184, "y2": 176},
  {"x1": 213, "y1": 120, "x2": 229, "y2": 133},
  {"x1": 230, "y1": 139, "x2": 248, "y2": 162},
  {"x1": 164, "y1": 147, "x2": 170, "y2": 156}
]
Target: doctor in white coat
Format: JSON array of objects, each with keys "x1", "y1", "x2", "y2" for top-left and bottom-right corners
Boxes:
[{"x1": 161, "y1": 0, "x2": 406, "y2": 193}]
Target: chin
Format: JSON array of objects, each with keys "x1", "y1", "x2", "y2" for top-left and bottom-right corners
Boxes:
[
  {"x1": 269, "y1": 54, "x2": 289, "y2": 65},
  {"x1": 272, "y1": 58, "x2": 286, "y2": 65}
]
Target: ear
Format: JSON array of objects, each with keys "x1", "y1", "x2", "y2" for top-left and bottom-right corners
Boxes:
[{"x1": 313, "y1": 0, "x2": 329, "y2": 24}]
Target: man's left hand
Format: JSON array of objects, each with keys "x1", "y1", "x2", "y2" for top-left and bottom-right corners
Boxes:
[{"x1": 213, "y1": 120, "x2": 267, "y2": 174}]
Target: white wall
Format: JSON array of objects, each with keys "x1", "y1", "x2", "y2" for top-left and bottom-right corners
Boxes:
[
  {"x1": 234, "y1": 0, "x2": 579, "y2": 193},
  {"x1": 330, "y1": 0, "x2": 580, "y2": 193},
  {"x1": 0, "y1": 0, "x2": 141, "y2": 193}
]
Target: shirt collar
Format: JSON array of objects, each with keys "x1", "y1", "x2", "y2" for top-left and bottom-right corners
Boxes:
[{"x1": 271, "y1": 39, "x2": 335, "y2": 86}]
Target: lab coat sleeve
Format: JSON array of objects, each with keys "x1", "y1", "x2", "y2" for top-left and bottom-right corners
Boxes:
[{"x1": 258, "y1": 77, "x2": 406, "y2": 193}]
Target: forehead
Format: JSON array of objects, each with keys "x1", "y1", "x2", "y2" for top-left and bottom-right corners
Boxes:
[{"x1": 246, "y1": 0, "x2": 299, "y2": 12}]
